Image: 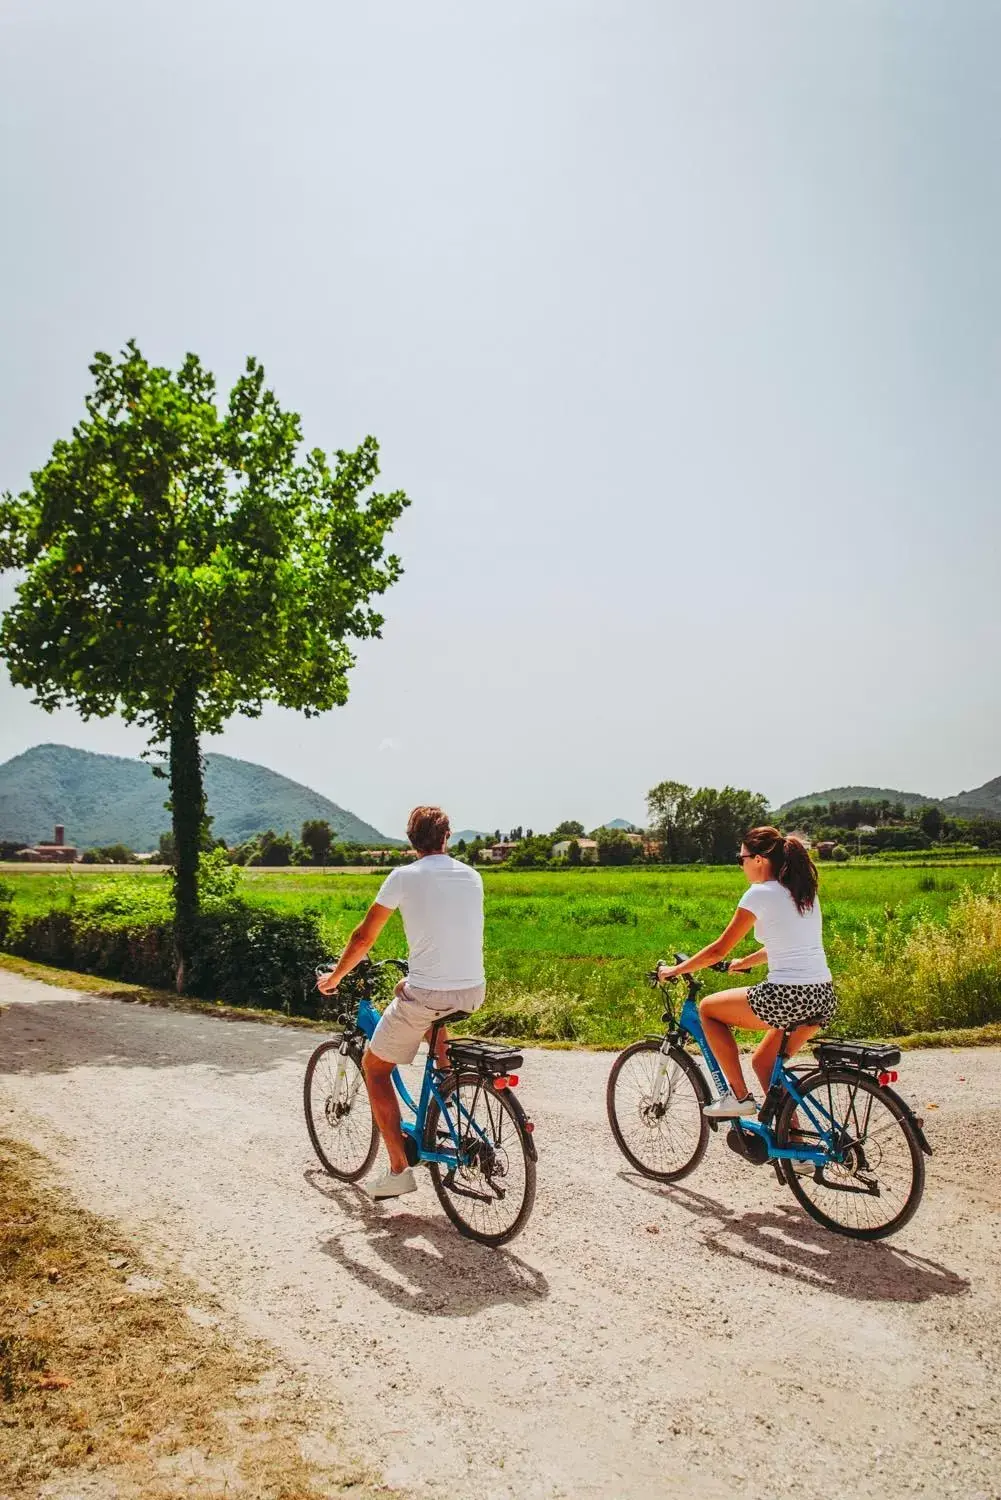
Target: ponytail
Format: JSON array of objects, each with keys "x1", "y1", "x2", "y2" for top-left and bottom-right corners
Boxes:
[{"x1": 743, "y1": 825, "x2": 819, "y2": 913}]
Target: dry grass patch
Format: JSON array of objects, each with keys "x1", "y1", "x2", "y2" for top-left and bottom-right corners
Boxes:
[{"x1": 0, "y1": 1137, "x2": 384, "y2": 1499}]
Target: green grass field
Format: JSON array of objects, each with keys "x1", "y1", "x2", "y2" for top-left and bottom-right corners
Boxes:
[{"x1": 6, "y1": 859, "x2": 1000, "y2": 1044}]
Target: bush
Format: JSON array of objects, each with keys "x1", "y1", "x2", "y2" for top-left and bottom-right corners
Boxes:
[
  {"x1": 186, "y1": 905, "x2": 328, "y2": 1015},
  {"x1": 831, "y1": 878, "x2": 1001, "y2": 1035},
  {"x1": 3, "y1": 866, "x2": 328, "y2": 1016},
  {"x1": 80, "y1": 844, "x2": 135, "y2": 864}
]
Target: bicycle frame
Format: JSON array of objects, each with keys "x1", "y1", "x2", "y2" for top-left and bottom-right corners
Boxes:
[
  {"x1": 671, "y1": 993, "x2": 832, "y2": 1171},
  {"x1": 352, "y1": 997, "x2": 490, "y2": 1168}
]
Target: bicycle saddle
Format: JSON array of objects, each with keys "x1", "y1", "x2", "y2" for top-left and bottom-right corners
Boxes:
[{"x1": 430, "y1": 1010, "x2": 472, "y2": 1028}]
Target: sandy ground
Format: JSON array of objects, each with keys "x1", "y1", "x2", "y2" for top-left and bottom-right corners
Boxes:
[{"x1": 1, "y1": 972, "x2": 998, "y2": 1500}]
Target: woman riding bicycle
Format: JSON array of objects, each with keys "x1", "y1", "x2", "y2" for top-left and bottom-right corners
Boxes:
[{"x1": 657, "y1": 826, "x2": 836, "y2": 1118}]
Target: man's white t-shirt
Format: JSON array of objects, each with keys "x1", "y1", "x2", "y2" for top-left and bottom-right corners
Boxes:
[
  {"x1": 375, "y1": 855, "x2": 485, "y2": 991},
  {"x1": 737, "y1": 879, "x2": 832, "y2": 985}
]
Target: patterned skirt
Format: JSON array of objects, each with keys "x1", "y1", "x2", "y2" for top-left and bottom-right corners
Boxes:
[{"x1": 746, "y1": 980, "x2": 837, "y2": 1030}]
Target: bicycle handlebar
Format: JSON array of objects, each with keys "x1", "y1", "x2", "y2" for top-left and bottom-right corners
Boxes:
[
  {"x1": 314, "y1": 955, "x2": 408, "y2": 981},
  {"x1": 647, "y1": 953, "x2": 735, "y2": 992}
]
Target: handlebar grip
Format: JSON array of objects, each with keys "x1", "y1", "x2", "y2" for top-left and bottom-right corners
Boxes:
[{"x1": 710, "y1": 960, "x2": 732, "y2": 973}]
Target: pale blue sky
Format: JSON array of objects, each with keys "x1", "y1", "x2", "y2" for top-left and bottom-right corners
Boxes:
[{"x1": 1, "y1": 1, "x2": 998, "y2": 838}]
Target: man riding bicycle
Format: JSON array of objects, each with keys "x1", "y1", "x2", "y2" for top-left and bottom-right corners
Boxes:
[{"x1": 316, "y1": 805, "x2": 485, "y2": 1200}]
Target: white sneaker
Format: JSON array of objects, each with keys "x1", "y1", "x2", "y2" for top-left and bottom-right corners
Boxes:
[
  {"x1": 703, "y1": 1092, "x2": 757, "y2": 1119},
  {"x1": 366, "y1": 1167, "x2": 417, "y2": 1201}
]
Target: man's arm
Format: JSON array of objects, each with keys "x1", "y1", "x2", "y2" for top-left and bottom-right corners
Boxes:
[{"x1": 316, "y1": 902, "x2": 394, "y2": 994}]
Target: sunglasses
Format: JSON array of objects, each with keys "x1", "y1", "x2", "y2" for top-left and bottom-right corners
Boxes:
[{"x1": 736, "y1": 852, "x2": 754, "y2": 864}]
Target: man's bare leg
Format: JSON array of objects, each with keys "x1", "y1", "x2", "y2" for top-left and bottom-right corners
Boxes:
[
  {"x1": 426, "y1": 1024, "x2": 450, "y2": 1070},
  {"x1": 362, "y1": 1051, "x2": 409, "y2": 1173}
]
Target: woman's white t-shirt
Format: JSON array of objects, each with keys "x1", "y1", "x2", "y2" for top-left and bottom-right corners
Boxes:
[{"x1": 736, "y1": 880, "x2": 832, "y2": 985}]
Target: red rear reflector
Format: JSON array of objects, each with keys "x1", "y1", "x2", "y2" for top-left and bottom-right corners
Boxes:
[
  {"x1": 524, "y1": 1120, "x2": 534, "y2": 1132},
  {"x1": 878, "y1": 1070, "x2": 899, "y2": 1086},
  {"x1": 507, "y1": 1074, "x2": 519, "y2": 1088},
  {"x1": 493, "y1": 1077, "x2": 508, "y2": 1090}
]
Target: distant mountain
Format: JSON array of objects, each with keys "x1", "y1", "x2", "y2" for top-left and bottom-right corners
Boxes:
[
  {"x1": 450, "y1": 829, "x2": 490, "y2": 845},
  {"x1": 941, "y1": 776, "x2": 1001, "y2": 817},
  {"x1": 0, "y1": 744, "x2": 398, "y2": 850},
  {"x1": 603, "y1": 818, "x2": 638, "y2": 831},
  {"x1": 775, "y1": 777, "x2": 1001, "y2": 819}
]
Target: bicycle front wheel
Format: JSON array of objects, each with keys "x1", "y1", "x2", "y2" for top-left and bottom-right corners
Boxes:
[
  {"x1": 777, "y1": 1068, "x2": 925, "y2": 1240},
  {"x1": 425, "y1": 1072, "x2": 536, "y2": 1247},
  {"x1": 606, "y1": 1039, "x2": 710, "y2": 1182},
  {"x1": 304, "y1": 1038, "x2": 378, "y2": 1182}
]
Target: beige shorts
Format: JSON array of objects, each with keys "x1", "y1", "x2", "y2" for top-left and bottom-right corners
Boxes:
[{"x1": 368, "y1": 982, "x2": 486, "y2": 1065}]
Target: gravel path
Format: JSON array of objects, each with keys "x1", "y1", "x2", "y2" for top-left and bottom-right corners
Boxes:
[{"x1": 1, "y1": 973, "x2": 999, "y2": 1499}]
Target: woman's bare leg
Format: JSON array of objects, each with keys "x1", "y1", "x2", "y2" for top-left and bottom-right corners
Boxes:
[
  {"x1": 699, "y1": 991, "x2": 766, "y2": 1098},
  {"x1": 753, "y1": 1024, "x2": 820, "y2": 1131}
]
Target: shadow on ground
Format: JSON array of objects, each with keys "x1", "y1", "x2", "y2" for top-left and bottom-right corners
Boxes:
[
  {"x1": 0, "y1": 987, "x2": 325, "y2": 1078},
  {"x1": 621, "y1": 1172, "x2": 970, "y2": 1304},
  {"x1": 307, "y1": 1167, "x2": 549, "y2": 1316}
]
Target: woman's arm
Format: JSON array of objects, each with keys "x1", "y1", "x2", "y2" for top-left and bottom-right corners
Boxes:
[
  {"x1": 658, "y1": 908, "x2": 756, "y2": 980},
  {"x1": 728, "y1": 947, "x2": 767, "y2": 973}
]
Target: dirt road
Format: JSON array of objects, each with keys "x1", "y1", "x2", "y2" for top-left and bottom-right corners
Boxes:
[{"x1": 1, "y1": 973, "x2": 998, "y2": 1499}]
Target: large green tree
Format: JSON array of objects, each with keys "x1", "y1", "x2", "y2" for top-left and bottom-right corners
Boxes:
[
  {"x1": 0, "y1": 343, "x2": 408, "y2": 988},
  {"x1": 646, "y1": 780, "x2": 769, "y2": 864}
]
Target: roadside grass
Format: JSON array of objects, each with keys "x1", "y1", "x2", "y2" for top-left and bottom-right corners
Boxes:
[
  {"x1": 2, "y1": 950, "x2": 1000, "y2": 1052},
  {"x1": 0, "y1": 1137, "x2": 380, "y2": 1500},
  {"x1": 3, "y1": 859, "x2": 1000, "y2": 1044}
]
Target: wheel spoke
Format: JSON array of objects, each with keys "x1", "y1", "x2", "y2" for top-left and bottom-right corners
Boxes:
[
  {"x1": 304, "y1": 1041, "x2": 377, "y2": 1181},
  {"x1": 607, "y1": 1041, "x2": 708, "y2": 1183},
  {"x1": 780, "y1": 1071, "x2": 923, "y2": 1239},
  {"x1": 429, "y1": 1074, "x2": 535, "y2": 1245}
]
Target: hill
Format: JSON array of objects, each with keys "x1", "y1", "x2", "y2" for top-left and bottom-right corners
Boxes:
[
  {"x1": 603, "y1": 818, "x2": 638, "y2": 831},
  {"x1": 0, "y1": 744, "x2": 397, "y2": 850},
  {"x1": 775, "y1": 777, "x2": 1001, "y2": 819}
]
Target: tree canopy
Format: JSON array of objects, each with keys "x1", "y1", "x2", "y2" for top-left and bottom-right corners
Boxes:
[
  {"x1": 0, "y1": 343, "x2": 409, "y2": 985},
  {"x1": 646, "y1": 781, "x2": 769, "y2": 864}
]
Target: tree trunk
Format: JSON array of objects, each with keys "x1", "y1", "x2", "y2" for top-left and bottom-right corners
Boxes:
[{"x1": 169, "y1": 683, "x2": 204, "y2": 994}]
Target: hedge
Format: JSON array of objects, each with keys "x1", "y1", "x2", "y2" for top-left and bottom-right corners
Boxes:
[{"x1": 2, "y1": 902, "x2": 330, "y2": 1018}]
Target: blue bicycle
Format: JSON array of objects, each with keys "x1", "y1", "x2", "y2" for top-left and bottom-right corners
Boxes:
[
  {"x1": 606, "y1": 953, "x2": 931, "y2": 1240},
  {"x1": 304, "y1": 958, "x2": 537, "y2": 1246}
]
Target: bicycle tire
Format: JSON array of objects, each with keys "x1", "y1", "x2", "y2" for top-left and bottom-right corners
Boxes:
[
  {"x1": 304, "y1": 1038, "x2": 378, "y2": 1182},
  {"x1": 424, "y1": 1071, "x2": 536, "y2": 1247},
  {"x1": 776, "y1": 1067, "x2": 925, "y2": 1240},
  {"x1": 606, "y1": 1039, "x2": 710, "y2": 1183}
]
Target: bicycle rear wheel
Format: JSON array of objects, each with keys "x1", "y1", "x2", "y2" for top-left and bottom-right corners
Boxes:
[
  {"x1": 606, "y1": 1039, "x2": 710, "y2": 1182},
  {"x1": 425, "y1": 1072, "x2": 536, "y2": 1247},
  {"x1": 304, "y1": 1038, "x2": 378, "y2": 1182},
  {"x1": 776, "y1": 1068, "x2": 924, "y2": 1240}
]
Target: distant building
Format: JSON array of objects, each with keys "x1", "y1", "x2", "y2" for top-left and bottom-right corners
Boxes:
[
  {"x1": 481, "y1": 841, "x2": 520, "y2": 863},
  {"x1": 552, "y1": 838, "x2": 599, "y2": 862},
  {"x1": 17, "y1": 824, "x2": 78, "y2": 863}
]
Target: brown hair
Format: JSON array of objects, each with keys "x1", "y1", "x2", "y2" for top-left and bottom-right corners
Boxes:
[
  {"x1": 744, "y1": 825, "x2": 818, "y2": 913},
  {"x1": 406, "y1": 805, "x2": 450, "y2": 855}
]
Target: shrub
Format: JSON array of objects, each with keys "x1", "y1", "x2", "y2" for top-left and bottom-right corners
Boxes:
[
  {"x1": 4, "y1": 873, "x2": 327, "y2": 1016},
  {"x1": 831, "y1": 878, "x2": 1001, "y2": 1035},
  {"x1": 186, "y1": 905, "x2": 328, "y2": 1015}
]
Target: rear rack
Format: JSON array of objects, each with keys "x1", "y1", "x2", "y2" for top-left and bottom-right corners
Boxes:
[
  {"x1": 446, "y1": 1038, "x2": 524, "y2": 1076},
  {"x1": 815, "y1": 1040, "x2": 902, "y2": 1072}
]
